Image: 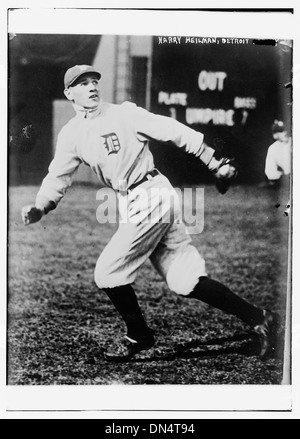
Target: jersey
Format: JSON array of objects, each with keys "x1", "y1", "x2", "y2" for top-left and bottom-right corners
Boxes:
[
  {"x1": 265, "y1": 137, "x2": 292, "y2": 181},
  {"x1": 35, "y1": 101, "x2": 206, "y2": 210}
]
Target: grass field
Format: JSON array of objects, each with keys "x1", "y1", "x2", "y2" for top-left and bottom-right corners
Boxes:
[{"x1": 7, "y1": 183, "x2": 290, "y2": 385}]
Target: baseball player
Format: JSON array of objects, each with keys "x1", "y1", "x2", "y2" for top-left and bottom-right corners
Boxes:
[
  {"x1": 265, "y1": 120, "x2": 292, "y2": 186},
  {"x1": 22, "y1": 65, "x2": 279, "y2": 362}
]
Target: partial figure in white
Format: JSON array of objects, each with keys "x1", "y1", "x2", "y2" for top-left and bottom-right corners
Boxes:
[{"x1": 265, "y1": 120, "x2": 291, "y2": 186}]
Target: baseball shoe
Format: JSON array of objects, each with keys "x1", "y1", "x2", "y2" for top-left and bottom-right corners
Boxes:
[
  {"x1": 213, "y1": 157, "x2": 238, "y2": 194},
  {"x1": 254, "y1": 310, "x2": 281, "y2": 360},
  {"x1": 104, "y1": 332, "x2": 155, "y2": 362}
]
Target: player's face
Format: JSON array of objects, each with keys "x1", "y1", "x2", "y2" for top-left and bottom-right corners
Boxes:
[
  {"x1": 64, "y1": 74, "x2": 100, "y2": 108},
  {"x1": 273, "y1": 131, "x2": 289, "y2": 142}
]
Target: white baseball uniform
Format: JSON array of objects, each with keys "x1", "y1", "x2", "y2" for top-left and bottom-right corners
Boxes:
[
  {"x1": 36, "y1": 101, "x2": 209, "y2": 295},
  {"x1": 265, "y1": 137, "x2": 292, "y2": 181}
]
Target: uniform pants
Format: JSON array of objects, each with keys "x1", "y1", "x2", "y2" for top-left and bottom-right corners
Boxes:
[{"x1": 94, "y1": 173, "x2": 206, "y2": 295}]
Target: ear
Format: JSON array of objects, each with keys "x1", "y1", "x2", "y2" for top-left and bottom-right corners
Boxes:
[{"x1": 64, "y1": 88, "x2": 74, "y2": 101}]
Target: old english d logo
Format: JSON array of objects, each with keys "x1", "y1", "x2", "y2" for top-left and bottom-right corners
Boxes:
[{"x1": 102, "y1": 133, "x2": 121, "y2": 155}]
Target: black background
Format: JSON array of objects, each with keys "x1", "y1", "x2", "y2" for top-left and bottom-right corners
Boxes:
[{"x1": 150, "y1": 37, "x2": 292, "y2": 185}]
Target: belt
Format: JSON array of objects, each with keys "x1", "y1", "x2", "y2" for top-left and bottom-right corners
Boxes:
[{"x1": 128, "y1": 169, "x2": 160, "y2": 192}]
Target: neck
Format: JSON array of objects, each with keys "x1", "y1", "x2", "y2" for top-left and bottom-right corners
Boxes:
[{"x1": 73, "y1": 99, "x2": 102, "y2": 119}]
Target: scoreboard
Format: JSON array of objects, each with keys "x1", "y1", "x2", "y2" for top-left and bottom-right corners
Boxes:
[{"x1": 150, "y1": 36, "x2": 292, "y2": 184}]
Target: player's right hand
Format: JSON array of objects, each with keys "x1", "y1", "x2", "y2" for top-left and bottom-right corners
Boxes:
[{"x1": 21, "y1": 205, "x2": 44, "y2": 225}]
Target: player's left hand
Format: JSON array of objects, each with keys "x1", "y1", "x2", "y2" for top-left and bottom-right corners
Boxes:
[{"x1": 210, "y1": 157, "x2": 238, "y2": 194}]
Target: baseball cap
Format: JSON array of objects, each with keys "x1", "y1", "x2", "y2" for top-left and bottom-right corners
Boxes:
[
  {"x1": 272, "y1": 120, "x2": 286, "y2": 134},
  {"x1": 64, "y1": 65, "x2": 101, "y2": 88}
]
